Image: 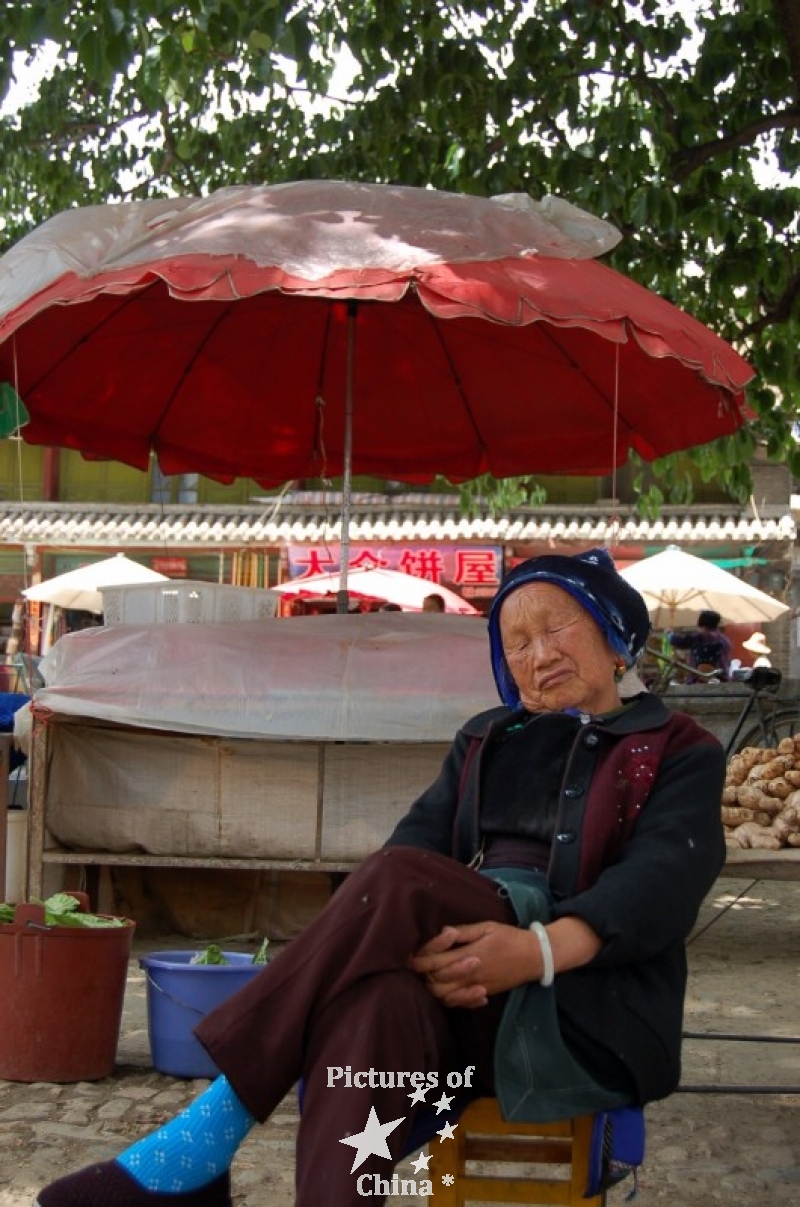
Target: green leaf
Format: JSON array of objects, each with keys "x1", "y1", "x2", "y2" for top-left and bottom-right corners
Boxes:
[
  {"x1": 38, "y1": 893, "x2": 127, "y2": 927},
  {"x1": 0, "y1": 384, "x2": 30, "y2": 437},
  {"x1": 43, "y1": 892, "x2": 81, "y2": 915},
  {"x1": 252, "y1": 937, "x2": 270, "y2": 964},
  {"x1": 248, "y1": 30, "x2": 273, "y2": 54},
  {"x1": 190, "y1": 944, "x2": 229, "y2": 964}
]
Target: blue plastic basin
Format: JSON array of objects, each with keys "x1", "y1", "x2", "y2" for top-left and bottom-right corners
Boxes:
[{"x1": 140, "y1": 950, "x2": 263, "y2": 1079}]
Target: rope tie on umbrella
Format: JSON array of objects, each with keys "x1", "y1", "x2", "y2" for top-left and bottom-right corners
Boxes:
[
  {"x1": 9, "y1": 342, "x2": 27, "y2": 532},
  {"x1": 6, "y1": 339, "x2": 41, "y2": 676},
  {"x1": 313, "y1": 393, "x2": 328, "y2": 481},
  {"x1": 312, "y1": 393, "x2": 341, "y2": 548},
  {"x1": 312, "y1": 302, "x2": 334, "y2": 485},
  {"x1": 608, "y1": 343, "x2": 621, "y2": 550}
]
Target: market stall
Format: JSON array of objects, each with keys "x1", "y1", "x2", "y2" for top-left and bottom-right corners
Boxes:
[
  {"x1": 21, "y1": 612, "x2": 497, "y2": 924},
  {"x1": 19, "y1": 613, "x2": 800, "y2": 937}
]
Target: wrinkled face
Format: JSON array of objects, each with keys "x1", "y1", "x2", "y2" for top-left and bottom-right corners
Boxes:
[{"x1": 499, "y1": 582, "x2": 622, "y2": 715}]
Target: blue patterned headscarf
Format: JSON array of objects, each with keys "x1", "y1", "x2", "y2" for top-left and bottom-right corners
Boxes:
[{"x1": 488, "y1": 548, "x2": 651, "y2": 708}]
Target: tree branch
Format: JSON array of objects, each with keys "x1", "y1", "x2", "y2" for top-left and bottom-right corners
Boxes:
[
  {"x1": 774, "y1": 0, "x2": 800, "y2": 102},
  {"x1": 603, "y1": 2, "x2": 680, "y2": 142},
  {"x1": 743, "y1": 264, "x2": 800, "y2": 336},
  {"x1": 671, "y1": 108, "x2": 800, "y2": 180}
]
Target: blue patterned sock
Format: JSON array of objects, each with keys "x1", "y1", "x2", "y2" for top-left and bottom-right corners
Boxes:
[{"x1": 116, "y1": 1075, "x2": 255, "y2": 1193}]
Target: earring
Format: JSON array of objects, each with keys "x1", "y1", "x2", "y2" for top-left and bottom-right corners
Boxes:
[{"x1": 614, "y1": 660, "x2": 626, "y2": 682}]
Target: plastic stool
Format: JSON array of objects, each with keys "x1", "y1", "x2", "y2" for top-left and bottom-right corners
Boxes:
[{"x1": 426, "y1": 1097, "x2": 604, "y2": 1205}]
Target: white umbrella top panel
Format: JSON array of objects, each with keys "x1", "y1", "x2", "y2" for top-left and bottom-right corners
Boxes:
[
  {"x1": 273, "y1": 566, "x2": 479, "y2": 615},
  {"x1": 23, "y1": 552, "x2": 168, "y2": 614},
  {"x1": 619, "y1": 547, "x2": 789, "y2": 629}
]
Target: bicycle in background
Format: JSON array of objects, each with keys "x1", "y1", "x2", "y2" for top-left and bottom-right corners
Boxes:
[
  {"x1": 722, "y1": 665, "x2": 800, "y2": 755},
  {"x1": 640, "y1": 641, "x2": 725, "y2": 693},
  {"x1": 640, "y1": 643, "x2": 800, "y2": 756}
]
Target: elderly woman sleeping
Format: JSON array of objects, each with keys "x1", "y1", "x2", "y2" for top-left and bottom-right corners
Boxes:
[{"x1": 38, "y1": 548, "x2": 726, "y2": 1207}]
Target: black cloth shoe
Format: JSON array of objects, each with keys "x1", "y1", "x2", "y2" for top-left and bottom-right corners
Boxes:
[{"x1": 36, "y1": 1162, "x2": 232, "y2": 1207}]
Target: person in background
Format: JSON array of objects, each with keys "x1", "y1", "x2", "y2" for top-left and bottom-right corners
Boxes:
[
  {"x1": 422, "y1": 592, "x2": 446, "y2": 613},
  {"x1": 668, "y1": 609, "x2": 732, "y2": 681},
  {"x1": 35, "y1": 549, "x2": 726, "y2": 1207},
  {"x1": 742, "y1": 632, "x2": 772, "y2": 668}
]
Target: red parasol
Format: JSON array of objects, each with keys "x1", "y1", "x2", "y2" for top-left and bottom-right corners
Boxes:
[{"x1": 0, "y1": 180, "x2": 753, "y2": 605}]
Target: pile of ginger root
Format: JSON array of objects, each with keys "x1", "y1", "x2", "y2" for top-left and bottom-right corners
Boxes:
[{"x1": 723, "y1": 737, "x2": 800, "y2": 850}]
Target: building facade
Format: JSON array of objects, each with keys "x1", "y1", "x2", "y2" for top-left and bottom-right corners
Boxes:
[{"x1": 0, "y1": 441, "x2": 797, "y2": 673}]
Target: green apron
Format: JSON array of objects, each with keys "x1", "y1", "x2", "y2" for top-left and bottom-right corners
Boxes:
[{"x1": 482, "y1": 867, "x2": 631, "y2": 1123}]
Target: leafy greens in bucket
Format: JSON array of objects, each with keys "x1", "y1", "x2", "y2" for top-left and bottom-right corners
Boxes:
[
  {"x1": 190, "y1": 939, "x2": 270, "y2": 965},
  {"x1": 190, "y1": 943, "x2": 228, "y2": 965},
  {"x1": 0, "y1": 892, "x2": 128, "y2": 927}
]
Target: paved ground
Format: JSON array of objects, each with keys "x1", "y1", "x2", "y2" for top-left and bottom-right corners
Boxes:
[{"x1": 1, "y1": 874, "x2": 799, "y2": 1206}]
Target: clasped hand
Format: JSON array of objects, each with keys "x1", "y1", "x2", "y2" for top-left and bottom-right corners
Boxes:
[{"x1": 409, "y1": 921, "x2": 538, "y2": 1009}]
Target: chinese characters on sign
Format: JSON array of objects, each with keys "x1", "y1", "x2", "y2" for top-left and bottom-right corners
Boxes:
[
  {"x1": 152, "y1": 557, "x2": 189, "y2": 578},
  {"x1": 287, "y1": 544, "x2": 502, "y2": 601}
]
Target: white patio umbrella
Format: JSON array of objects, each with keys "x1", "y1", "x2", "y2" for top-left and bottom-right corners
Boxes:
[
  {"x1": 619, "y1": 547, "x2": 790, "y2": 628},
  {"x1": 23, "y1": 552, "x2": 168, "y2": 615},
  {"x1": 272, "y1": 567, "x2": 479, "y2": 614}
]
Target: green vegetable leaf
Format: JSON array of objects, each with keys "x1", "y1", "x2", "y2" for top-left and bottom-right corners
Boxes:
[
  {"x1": 42, "y1": 892, "x2": 126, "y2": 926},
  {"x1": 0, "y1": 894, "x2": 127, "y2": 926},
  {"x1": 43, "y1": 892, "x2": 82, "y2": 915},
  {"x1": 252, "y1": 938, "x2": 270, "y2": 964},
  {"x1": 190, "y1": 944, "x2": 229, "y2": 964},
  {"x1": 44, "y1": 909, "x2": 127, "y2": 927}
]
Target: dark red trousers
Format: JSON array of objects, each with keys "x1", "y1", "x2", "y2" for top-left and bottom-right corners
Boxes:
[{"x1": 195, "y1": 846, "x2": 516, "y2": 1206}]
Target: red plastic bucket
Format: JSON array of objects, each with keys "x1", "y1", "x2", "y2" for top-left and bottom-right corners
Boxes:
[{"x1": 0, "y1": 893, "x2": 135, "y2": 1082}]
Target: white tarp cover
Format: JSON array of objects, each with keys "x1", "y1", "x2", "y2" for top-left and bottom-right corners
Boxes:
[
  {"x1": 0, "y1": 182, "x2": 622, "y2": 318},
  {"x1": 33, "y1": 612, "x2": 498, "y2": 742}
]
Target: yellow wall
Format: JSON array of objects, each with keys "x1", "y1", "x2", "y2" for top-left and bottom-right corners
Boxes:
[
  {"x1": 0, "y1": 445, "x2": 734, "y2": 507},
  {"x1": 0, "y1": 443, "x2": 269, "y2": 504},
  {"x1": 0, "y1": 440, "x2": 43, "y2": 500}
]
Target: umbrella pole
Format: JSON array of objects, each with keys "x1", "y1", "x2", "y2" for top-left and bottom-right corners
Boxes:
[{"x1": 337, "y1": 302, "x2": 356, "y2": 615}]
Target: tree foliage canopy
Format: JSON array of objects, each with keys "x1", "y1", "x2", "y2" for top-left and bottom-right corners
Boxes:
[{"x1": 1, "y1": 0, "x2": 799, "y2": 503}]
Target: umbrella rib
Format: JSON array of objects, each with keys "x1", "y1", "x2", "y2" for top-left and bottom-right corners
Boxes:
[
  {"x1": 19, "y1": 280, "x2": 237, "y2": 458},
  {"x1": 149, "y1": 298, "x2": 234, "y2": 447},
  {"x1": 426, "y1": 299, "x2": 637, "y2": 478},
  {"x1": 533, "y1": 320, "x2": 635, "y2": 444},
  {"x1": 14, "y1": 288, "x2": 147, "y2": 395},
  {"x1": 424, "y1": 290, "x2": 637, "y2": 474},
  {"x1": 425, "y1": 308, "x2": 486, "y2": 457}
]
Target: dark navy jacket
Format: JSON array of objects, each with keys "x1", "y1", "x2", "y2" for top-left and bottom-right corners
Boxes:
[{"x1": 385, "y1": 692, "x2": 727, "y2": 1105}]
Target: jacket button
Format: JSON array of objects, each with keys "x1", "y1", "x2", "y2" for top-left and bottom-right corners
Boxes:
[
  {"x1": 584, "y1": 732, "x2": 600, "y2": 748},
  {"x1": 564, "y1": 785, "x2": 584, "y2": 798},
  {"x1": 556, "y1": 830, "x2": 577, "y2": 844}
]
